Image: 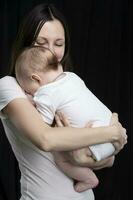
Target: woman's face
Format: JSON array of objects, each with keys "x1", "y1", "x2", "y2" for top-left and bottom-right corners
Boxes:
[{"x1": 35, "y1": 19, "x2": 65, "y2": 62}]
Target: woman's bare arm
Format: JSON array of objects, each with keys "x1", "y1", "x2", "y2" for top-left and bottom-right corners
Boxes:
[
  {"x1": 4, "y1": 98, "x2": 127, "y2": 152},
  {"x1": 54, "y1": 112, "x2": 127, "y2": 169}
]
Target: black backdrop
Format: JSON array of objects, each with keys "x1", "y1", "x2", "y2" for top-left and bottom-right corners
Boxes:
[{"x1": 0, "y1": 0, "x2": 132, "y2": 200}]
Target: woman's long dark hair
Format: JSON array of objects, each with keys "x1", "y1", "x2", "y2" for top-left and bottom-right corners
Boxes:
[{"x1": 9, "y1": 3, "x2": 72, "y2": 77}]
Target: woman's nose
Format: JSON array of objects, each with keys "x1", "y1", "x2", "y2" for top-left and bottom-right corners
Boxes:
[{"x1": 49, "y1": 45, "x2": 55, "y2": 54}]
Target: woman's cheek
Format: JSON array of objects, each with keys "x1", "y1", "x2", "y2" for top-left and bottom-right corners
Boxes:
[
  {"x1": 57, "y1": 54, "x2": 64, "y2": 62},
  {"x1": 57, "y1": 50, "x2": 65, "y2": 61}
]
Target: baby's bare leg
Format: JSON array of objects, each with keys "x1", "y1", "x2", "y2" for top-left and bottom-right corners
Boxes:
[
  {"x1": 74, "y1": 167, "x2": 99, "y2": 192},
  {"x1": 53, "y1": 151, "x2": 99, "y2": 192}
]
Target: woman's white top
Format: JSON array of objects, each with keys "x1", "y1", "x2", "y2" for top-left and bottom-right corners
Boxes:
[{"x1": 0, "y1": 76, "x2": 94, "y2": 200}]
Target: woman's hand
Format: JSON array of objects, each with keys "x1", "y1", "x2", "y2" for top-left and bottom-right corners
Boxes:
[
  {"x1": 55, "y1": 112, "x2": 70, "y2": 127},
  {"x1": 110, "y1": 113, "x2": 127, "y2": 155}
]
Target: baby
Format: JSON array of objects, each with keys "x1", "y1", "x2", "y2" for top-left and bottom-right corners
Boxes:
[{"x1": 15, "y1": 46, "x2": 115, "y2": 192}]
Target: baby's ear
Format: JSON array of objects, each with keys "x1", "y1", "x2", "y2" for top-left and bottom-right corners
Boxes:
[{"x1": 31, "y1": 74, "x2": 41, "y2": 83}]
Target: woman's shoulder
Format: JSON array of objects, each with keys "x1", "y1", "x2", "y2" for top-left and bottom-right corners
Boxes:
[
  {"x1": 0, "y1": 76, "x2": 27, "y2": 112},
  {"x1": 0, "y1": 75, "x2": 26, "y2": 94},
  {"x1": 0, "y1": 75, "x2": 23, "y2": 91},
  {"x1": 0, "y1": 75, "x2": 17, "y2": 85}
]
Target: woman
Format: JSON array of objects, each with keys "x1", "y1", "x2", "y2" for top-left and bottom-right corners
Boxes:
[{"x1": 0, "y1": 3, "x2": 127, "y2": 200}]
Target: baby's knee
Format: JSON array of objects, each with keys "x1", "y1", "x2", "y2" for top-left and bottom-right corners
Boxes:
[
  {"x1": 93, "y1": 177, "x2": 99, "y2": 188},
  {"x1": 87, "y1": 176, "x2": 99, "y2": 188},
  {"x1": 85, "y1": 170, "x2": 99, "y2": 188}
]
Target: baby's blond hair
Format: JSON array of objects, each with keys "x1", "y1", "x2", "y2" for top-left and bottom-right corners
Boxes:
[{"x1": 15, "y1": 46, "x2": 58, "y2": 81}]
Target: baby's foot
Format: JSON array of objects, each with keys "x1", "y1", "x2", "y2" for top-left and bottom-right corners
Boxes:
[{"x1": 74, "y1": 179, "x2": 99, "y2": 193}]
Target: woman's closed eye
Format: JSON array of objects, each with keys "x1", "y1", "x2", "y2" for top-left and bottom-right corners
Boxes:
[
  {"x1": 55, "y1": 39, "x2": 65, "y2": 47},
  {"x1": 55, "y1": 43, "x2": 64, "y2": 47},
  {"x1": 35, "y1": 37, "x2": 47, "y2": 45}
]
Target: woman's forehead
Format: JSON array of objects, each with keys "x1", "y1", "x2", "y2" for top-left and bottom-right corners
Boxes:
[{"x1": 38, "y1": 20, "x2": 65, "y2": 39}]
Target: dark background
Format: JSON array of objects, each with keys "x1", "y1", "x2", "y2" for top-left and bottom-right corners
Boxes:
[{"x1": 0, "y1": 0, "x2": 132, "y2": 200}]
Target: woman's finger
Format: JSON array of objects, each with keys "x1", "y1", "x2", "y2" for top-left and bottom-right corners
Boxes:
[
  {"x1": 110, "y1": 113, "x2": 118, "y2": 125},
  {"x1": 56, "y1": 112, "x2": 70, "y2": 127},
  {"x1": 85, "y1": 121, "x2": 93, "y2": 128},
  {"x1": 55, "y1": 114, "x2": 63, "y2": 127}
]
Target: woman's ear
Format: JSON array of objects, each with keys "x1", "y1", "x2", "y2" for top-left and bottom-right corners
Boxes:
[{"x1": 31, "y1": 73, "x2": 41, "y2": 83}]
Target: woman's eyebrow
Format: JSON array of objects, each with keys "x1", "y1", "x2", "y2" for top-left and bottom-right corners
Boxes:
[
  {"x1": 37, "y1": 36, "x2": 46, "y2": 40},
  {"x1": 56, "y1": 39, "x2": 65, "y2": 42},
  {"x1": 37, "y1": 37, "x2": 65, "y2": 42}
]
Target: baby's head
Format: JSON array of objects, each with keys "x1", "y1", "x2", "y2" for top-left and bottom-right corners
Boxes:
[{"x1": 15, "y1": 46, "x2": 58, "y2": 95}]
